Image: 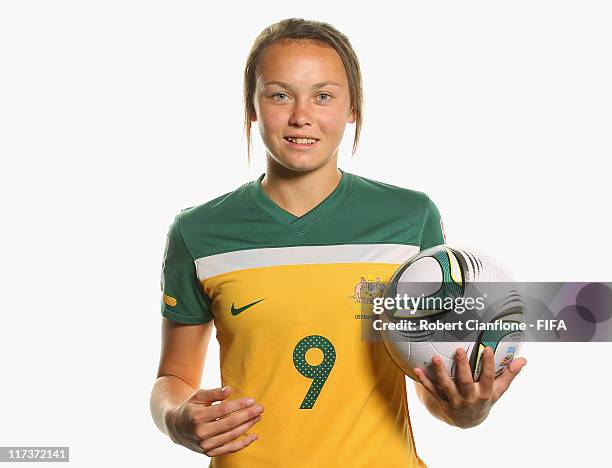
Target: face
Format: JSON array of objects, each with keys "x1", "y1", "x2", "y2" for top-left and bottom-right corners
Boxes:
[{"x1": 252, "y1": 40, "x2": 355, "y2": 172}]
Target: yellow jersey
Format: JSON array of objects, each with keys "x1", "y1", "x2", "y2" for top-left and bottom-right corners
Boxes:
[{"x1": 160, "y1": 170, "x2": 445, "y2": 467}]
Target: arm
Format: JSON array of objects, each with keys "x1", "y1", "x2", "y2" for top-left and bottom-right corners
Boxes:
[
  {"x1": 415, "y1": 200, "x2": 526, "y2": 427},
  {"x1": 150, "y1": 317, "x2": 214, "y2": 437},
  {"x1": 150, "y1": 319, "x2": 263, "y2": 456},
  {"x1": 153, "y1": 213, "x2": 263, "y2": 455}
]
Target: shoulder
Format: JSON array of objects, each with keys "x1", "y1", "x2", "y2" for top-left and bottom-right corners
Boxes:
[
  {"x1": 349, "y1": 172, "x2": 432, "y2": 214},
  {"x1": 177, "y1": 181, "x2": 253, "y2": 228},
  {"x1": 342, "y1": 172, "x2": 441, "y2": 247},
  {"x1": 169, "y1": 180, "x2": 255, "y2": 258}
]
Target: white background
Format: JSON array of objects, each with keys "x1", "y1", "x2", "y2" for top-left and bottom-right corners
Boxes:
[{"x1": 1, "y1": 1, "x2": 610, "y2": 467}]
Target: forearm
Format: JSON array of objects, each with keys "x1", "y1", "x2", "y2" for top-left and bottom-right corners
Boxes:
[{"x1": 150, "y1": 375, "x2": 197, "y2": 436}]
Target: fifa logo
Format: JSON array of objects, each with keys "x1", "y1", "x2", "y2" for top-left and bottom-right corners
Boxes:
[{"x1": 352, "y1": 276, "x2": 386, "y2": 304}]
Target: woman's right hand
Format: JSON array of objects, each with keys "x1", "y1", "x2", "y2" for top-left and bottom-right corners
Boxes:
[{"x1": 165, "y1": 386, "x2": 263, "y2": 456}]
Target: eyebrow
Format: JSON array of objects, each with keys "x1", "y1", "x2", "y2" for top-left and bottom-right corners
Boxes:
[{"x1": 264, "y1": 80, "x2": 342, "y2": 89}]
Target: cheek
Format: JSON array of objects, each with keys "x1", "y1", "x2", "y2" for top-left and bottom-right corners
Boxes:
[
  {"x1": 257, "y1": 102, "x2": 287, "y2": 134},
  {"x1": 318, "y1": 108, "x2": 349, "y2": 136}
]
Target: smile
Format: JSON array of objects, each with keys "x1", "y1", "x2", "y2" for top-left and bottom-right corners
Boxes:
[{"x1": 284, "y1": 137, "x2": 319, "y2": 148}]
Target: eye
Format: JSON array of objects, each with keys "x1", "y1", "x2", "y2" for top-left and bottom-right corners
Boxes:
[
  {"x1": 317, "y1": 93, "x2": 332, "y2": 102},
  {"x1": 271, "y1": 92, "x2": 289, "y2": 102}
]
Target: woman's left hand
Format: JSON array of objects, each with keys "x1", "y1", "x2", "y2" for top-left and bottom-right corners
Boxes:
[{"x1": 414, "y1": 346, "x2": 527, "y2": 428}]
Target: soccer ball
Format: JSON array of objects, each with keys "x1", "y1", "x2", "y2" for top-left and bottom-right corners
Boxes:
[{"x1": 379, "y1": 245, "x2": 525, "y2": 382}]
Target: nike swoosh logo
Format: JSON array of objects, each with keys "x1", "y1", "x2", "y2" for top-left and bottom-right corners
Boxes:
[{"x1": 231, "y1": 299, "x2": 265, "y2": 316}]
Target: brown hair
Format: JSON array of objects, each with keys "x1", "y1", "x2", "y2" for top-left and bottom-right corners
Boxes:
[{"x1": 243, "y1": 18, "x2": 364, "y2": 161}]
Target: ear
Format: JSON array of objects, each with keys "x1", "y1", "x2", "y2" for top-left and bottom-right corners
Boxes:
[
  {"x1": 347, "y1": 106, "x2": 356, "y2": 124},
  {"x1": 250, "y1": 109, "x2": 258, "y2": 123}
]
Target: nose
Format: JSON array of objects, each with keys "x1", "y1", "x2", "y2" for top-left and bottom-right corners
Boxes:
[{"x1": 289, "y1": 99, "x2": 312, "y2": 127}]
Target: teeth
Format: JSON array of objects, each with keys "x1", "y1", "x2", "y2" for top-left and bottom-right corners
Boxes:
[{"x1": 287, "y1": 137, "x2": 316, "y2": 144}]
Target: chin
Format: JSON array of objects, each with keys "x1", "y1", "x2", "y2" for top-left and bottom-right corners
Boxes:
[
  {"x1": 269, "y1": 146, "x2": 338, "y2": 173},
  {"x1": 269, "y1": 152, "x2": 333, "y2": 173}
]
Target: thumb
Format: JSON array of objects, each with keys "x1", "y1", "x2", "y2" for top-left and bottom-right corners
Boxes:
[
  {"x1": 493, "y1": 357, "x2": 527, "y2": 401},
  {"x1": 191, "y1": 386, "x2": 232, "y2": 405}
]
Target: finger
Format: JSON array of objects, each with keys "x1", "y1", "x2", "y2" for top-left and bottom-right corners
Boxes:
[
  {"x1": 198, "y1": 396, "x2": 259, "y2": 423},
  {"x1": 493, "y1": 357, "x2": 527, "y2": 401},
  {"x1": 413, "y1": 367, "x2": 447, "y2": 402},
  {"x1": 477, "y1": 347, "x2": 496, "y2": 397},
  {"x1": 197, "y1": 404, "x2": 264, "y2": 439},
  {"x1": 203, "y1": 434, "x2": 258, "y2": 457},
  {"x1": 199, "y1": 414, "x2": 262, "y2": 453},
  {"x1": 454, "y1": 347, "x2": 476, "y2": 400},
  {"x1": 431, "y1": 356, "x2": 461, "y2": 407},
  {"x1": 191, "y1": 386, "x2": 232, "y2": 405}
]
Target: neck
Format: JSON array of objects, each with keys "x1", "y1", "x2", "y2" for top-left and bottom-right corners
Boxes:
[{"x1": 261, "y1": 157, "x2": 342, "y2": 218}]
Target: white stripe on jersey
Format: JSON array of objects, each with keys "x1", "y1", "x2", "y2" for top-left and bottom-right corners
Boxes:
[{"x1": 195, "y1": 244, "x2": 420, "y2": 280}]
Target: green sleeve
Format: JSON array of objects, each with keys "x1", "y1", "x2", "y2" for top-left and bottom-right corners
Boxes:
[
  {"x1": 160, "y1": 211, "x2": 213, "y2": 324},
  {"x1": 419, "y1": 196, "x2": 446, "y2": 251}
]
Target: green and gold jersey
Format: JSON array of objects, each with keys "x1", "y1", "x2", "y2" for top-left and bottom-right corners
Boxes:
[{"x1": 160, "y1": 170, "x2": 445, "y2": 468}]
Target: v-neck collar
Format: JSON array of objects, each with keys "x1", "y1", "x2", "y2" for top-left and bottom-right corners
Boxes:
[{"x1": 248, "y1": 169, "x2": 354, "y2": 234}]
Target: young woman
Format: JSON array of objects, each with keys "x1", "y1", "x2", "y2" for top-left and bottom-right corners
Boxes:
[{"x1": 150, "y1": 18, "x2": 526, "y2": 468}]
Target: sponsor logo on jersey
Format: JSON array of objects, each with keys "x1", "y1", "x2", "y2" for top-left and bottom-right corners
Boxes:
[
  {"x1": 231, "y1": 298, "x2": 266, "y2": 316},
  {"x1": 350, "y1": 275, "x2": 386, "y2": 304},
  {"x1": 163, "y1": 294, "x2": 177, "y2": 307}
]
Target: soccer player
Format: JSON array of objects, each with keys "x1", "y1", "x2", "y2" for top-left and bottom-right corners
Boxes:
[{"x1": 150, "y1": 18, "x2": 527, "y2": 468}]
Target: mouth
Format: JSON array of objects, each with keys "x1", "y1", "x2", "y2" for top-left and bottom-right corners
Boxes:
[{"x1": 284, "y1": 136, "x2": 319, "y2": 149}]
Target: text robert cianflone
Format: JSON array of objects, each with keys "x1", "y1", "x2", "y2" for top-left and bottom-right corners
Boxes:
[{"x1": 372, "y1": 318, "x2": 527, "y2": 332}]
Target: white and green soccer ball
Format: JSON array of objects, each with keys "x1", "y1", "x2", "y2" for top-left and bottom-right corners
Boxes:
[{"x1": 380, "y1": 245, "x2": 525, "y2": 382}]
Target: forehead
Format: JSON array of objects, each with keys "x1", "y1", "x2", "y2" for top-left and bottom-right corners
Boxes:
[{"x1": 256, "y1": 39, "x2": 348, "y2": 85}]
